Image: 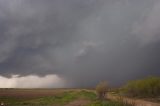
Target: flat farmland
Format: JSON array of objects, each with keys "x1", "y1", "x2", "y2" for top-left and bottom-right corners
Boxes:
[
  {"x1": 0, "y1": 89, "x2": 159, "y2": 106},
  {"x1": 0, "y1": 88, "x2": 67, "y2": 99},
  {"x1": 0, "y1": 89, "x2": 98, "y2": 106},
  {"x1": 0, "y1": 89, "x2": 83, "y2": 106}
]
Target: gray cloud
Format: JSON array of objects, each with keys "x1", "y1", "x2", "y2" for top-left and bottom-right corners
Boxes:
[
  {"x1": 132, "y1": 1, "x2": 160, "y2": 44},
  {"x1": 0, "y1": 0, "x2": 160, "y2": 87}
]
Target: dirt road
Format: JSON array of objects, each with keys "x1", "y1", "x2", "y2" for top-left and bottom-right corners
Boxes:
[{"x1": 107, "y1": 94, "x2": 160, "y2": 106}]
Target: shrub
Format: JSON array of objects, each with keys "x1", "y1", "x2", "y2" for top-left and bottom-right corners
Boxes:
[
  {"x1": 96, "y1": 81, "x2": 109, "y2": 100},
  {"x1": 122, "y1": 76, "x2": 160, "y2": 97}
]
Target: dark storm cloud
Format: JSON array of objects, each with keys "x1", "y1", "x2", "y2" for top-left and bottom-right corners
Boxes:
[
  {"x1": 0, "y1": 0, "x2": 160, "y2": 87},
  {"x1": 0, "y1": 0, "x2": 102, "y2": 75}
]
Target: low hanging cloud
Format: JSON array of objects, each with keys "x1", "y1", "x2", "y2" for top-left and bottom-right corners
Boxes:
[
  {"x1": 0, "y1": 74, "x2": 65, "y2": 88},
  {"x1": 0, "y1": 0, "x2": 160, "y2": 88}
]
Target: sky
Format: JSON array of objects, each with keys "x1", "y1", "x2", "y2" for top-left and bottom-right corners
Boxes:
[{"x1": 0, "y1": 0, "x2": 160, "y2": 88}]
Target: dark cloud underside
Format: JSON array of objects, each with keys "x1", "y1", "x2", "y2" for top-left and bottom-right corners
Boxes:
[{"x1": 0, "y1": 0, "x2": 160, "y2": 87}]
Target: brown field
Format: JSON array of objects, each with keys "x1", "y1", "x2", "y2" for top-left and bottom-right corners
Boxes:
[{"x1": 0, "y1": 88, "x2": 67, "y2": 99}]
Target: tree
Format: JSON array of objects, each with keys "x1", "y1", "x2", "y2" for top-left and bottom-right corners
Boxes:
[{"x1": 96, "y1": 81, "x2": 109, "y2": 100}]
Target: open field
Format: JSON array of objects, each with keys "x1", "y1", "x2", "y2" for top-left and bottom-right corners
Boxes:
[
  {"x1": 0, "y1": 89, "x2": 134, "y2": 106},
  {"x1": 0, "y1": 89, "x2": 88, "y2": 106},
  {"x1": 0, "y1": 89, "x2": 159, "y2": 106}
]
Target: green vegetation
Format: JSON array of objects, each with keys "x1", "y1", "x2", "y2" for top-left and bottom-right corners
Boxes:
[
  {"x1": 21, "y1": 91, "x2": 78, "y2": 105},
  {"x1": 0, "y1": 90, "x2": 96, "y2": 106},
  {"x1": 122, "y1": 76, "x2": 160, "y2": 97}
]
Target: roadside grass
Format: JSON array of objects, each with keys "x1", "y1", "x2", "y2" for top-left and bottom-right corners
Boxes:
[
  {"x1": 86, "y1": 95, "x2": 135, "y2": 106},
  {"x1": 87, "y1": 100, "x2": 134, "y2": 106}
]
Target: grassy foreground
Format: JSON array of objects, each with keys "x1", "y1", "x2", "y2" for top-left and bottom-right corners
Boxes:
[{"x1": 0, "y1": 89, "x2": 132, "y2": 106}]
